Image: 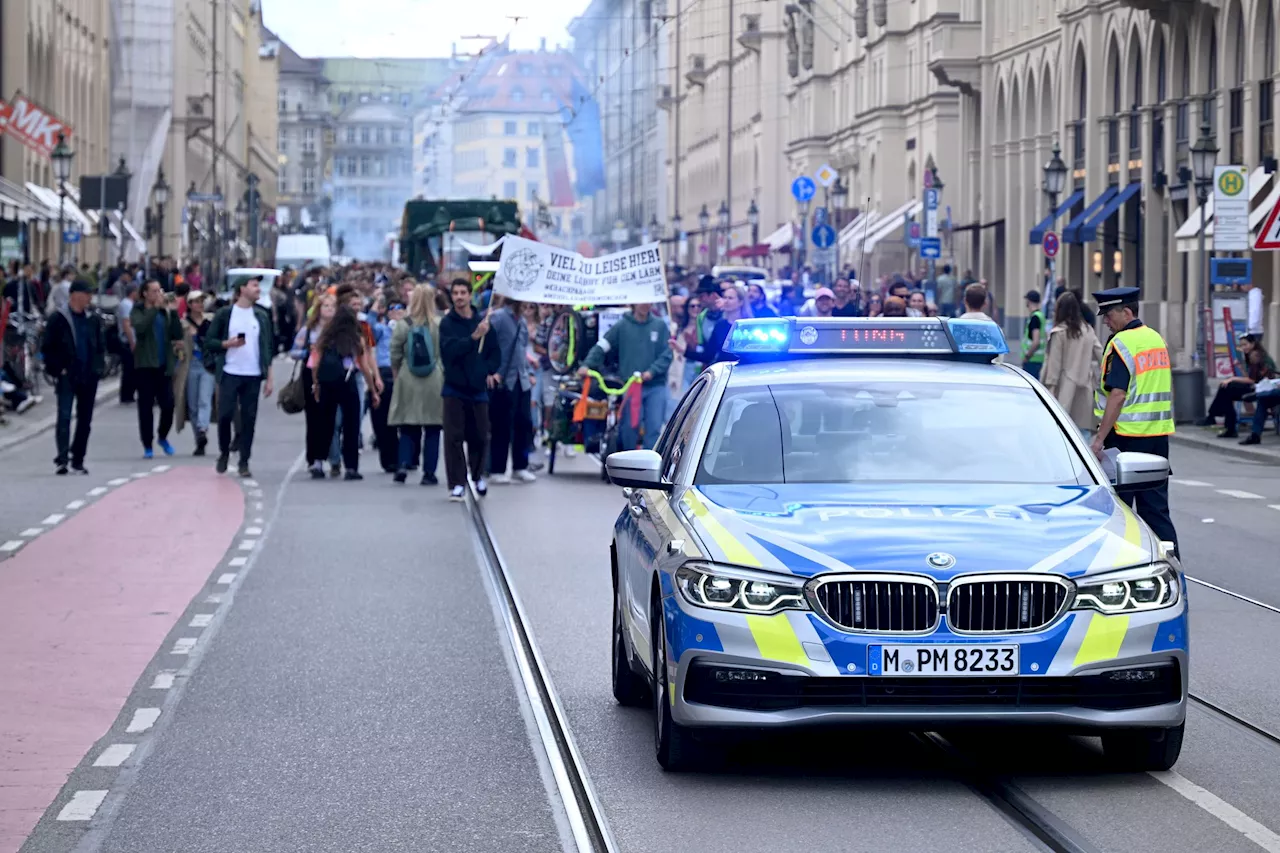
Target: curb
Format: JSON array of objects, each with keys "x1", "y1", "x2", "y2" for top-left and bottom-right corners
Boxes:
[
  {"x1": 1170, "y1": 429, "x2": 1280, "y2": 465},
  {"x1": 0, "y1": 378, "x2": 122, "y2": 454}
]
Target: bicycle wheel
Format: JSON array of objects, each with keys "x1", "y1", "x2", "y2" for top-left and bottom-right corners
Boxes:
[{"x1": 24, "y1": 338, "x2": 41, "y2": 396}]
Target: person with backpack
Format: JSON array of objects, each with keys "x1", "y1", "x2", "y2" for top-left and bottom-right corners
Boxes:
[
  {"x1": 389, "y1": 284, "x2": 444, "y2": 484},
  {"x1": 308, "y1": 303, "x2": 379, "y2": 481}
]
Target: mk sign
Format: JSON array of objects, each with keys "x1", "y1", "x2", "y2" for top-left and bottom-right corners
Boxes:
[{"x1": 0, "y1": 94, "x2": 73, "y2": 158}]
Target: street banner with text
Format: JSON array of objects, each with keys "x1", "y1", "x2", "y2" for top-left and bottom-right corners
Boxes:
[
  {"x1": 0, "y1": 93, "x2": 73, "y2": 158},
  {"x1": 494, "y1": 236, "x2": 666, "y2": 305}
]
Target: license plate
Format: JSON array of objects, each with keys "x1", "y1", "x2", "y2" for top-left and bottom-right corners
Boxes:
[{"x1": 871, "y1": 644, "x2": 1019, "y2": 676}]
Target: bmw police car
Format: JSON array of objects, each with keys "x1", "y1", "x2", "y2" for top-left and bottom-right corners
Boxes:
[{"x1": 605, "y1": 317, "x2": 1187, "y2": 772}]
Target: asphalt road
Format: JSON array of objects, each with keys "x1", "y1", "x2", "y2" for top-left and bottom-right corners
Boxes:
[{"x1": 5, "y1": 380, "x2": 1280, "y2": 853}]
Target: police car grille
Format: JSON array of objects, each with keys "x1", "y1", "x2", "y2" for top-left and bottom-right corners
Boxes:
[
  {"x1": 813, "y1": 578, "x2": 938, "y2": 633},
  {"x1": 947, "y1": 577, "x2": 1071, "y2": 634}
]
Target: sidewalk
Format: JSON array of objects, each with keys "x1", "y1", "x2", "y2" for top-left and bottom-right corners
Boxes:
[
  {"x1": 1171, "y1": 421, "x2": 1280, "y2": 464},
  {"x1": 0, "y1": 378, "x2": 121, "y2": 454}
]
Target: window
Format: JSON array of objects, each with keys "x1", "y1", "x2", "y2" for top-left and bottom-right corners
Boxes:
[
  {"x1": 374, "y1": 157, "x2": 385, "y2": 177},
  {"x1": 338, "y1": 92, "x2": 349, "y2": 108},
  {"x1": 360, "y1": 156, "x2": 370, "y2": 176},
  {"x1": 527, "y1": 181, "x2": 539, "y2": 201},
  {"x1": 345, "y1": 126, "x2": 355, "y2": 144},
  {"x1": 695, "y1": 383, "x2": 1088, "y2": 486},
  {"x1": 360, "y1": 126, "x2": 371, "y2": 144},
  {"x1": 401, "y1": 93, "x2": 411, "y2": 108},
  {"x1": 388, "y1": 158, "x2": 397, "y2": 177},
  {"x1": 359, "y1": 92, "x2": 371, "y2": 103},
  {"x1": 504, "y1": 120, "x2": 518, "y2": 135},
  {"x1": 511, "y1": 88, "x2": 525, "y2": 102},
  {"x1": 303, "y1": 167, "x2": 316, "y2": 195},
  {"x1": 346, "y1": 155, "x2": 357, "y2": 175},
  {"x1": 526, "y1": 147, "x2": 540, "y2": 168},
  {"x1": 278, "y1": 128, "x2": 288, "y2": 152},
  {"x1": 375, "y1": 126, "x2": 385, "y2": 144},
  {"x1": 503, "y1": 148, "x2": 517, "y2": 167},
  {"x1": 278, "y1": 171, "x2": 289, "y2": 194},
  {"x1": 390, "y1": 128, "x2": 401, "y2": 145},
  {"x1": 503, "y1": 180, "x2": 518, "y2": 198},
  {"x1": 660, "y1": 380, "x2": 711, "y2": 482},
  {"x1": 303, "y1": 127, "x2": 315, "y2": 153},
  {"x1": 278, "y1": 94, "x2": 287, "y2": 113},
  {"x1": 518, "y1": 62, "x2": 533, "y2": 76},
  {"x1": 528, "y1": 121, "x2": 541, "y2": 136},
  {"x1": 541, "y1": 89, "x2": 554, "y2": 102}
]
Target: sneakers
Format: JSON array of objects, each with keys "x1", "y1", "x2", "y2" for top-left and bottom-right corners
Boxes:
[
  {"x1": 194, "y1": 430, "x2": 208, "y2": 457},
  {"x1": 215, "y1": 453, "x2": 229, "y2": 474},
  {"x1": 393, "y1": 469, "x2": 408, "y2": 484},
  {"x1": 71, "y1": 463, "x2": 89, "y2": 475},
  {"x1": 143, "y1": 447, "x2": 154, "y2": 460},
  {"x1": 421, "y1": 472, "x2": 438, "y2": 486},
  {"x1": 309, "y1": 462, "x2": 325, "y2": 479},
  {"x1": 490, "y1": 472, "x2": 512, "y2": 485},
  {"x1": 329, "y1": 463, "x2": 342, "y2": 478},
  {"x1": 449, "y1": 485, "x2": 465, "y2": 502},
  {"x1": 16, "y1": 397, "x2": 36, "y2": 414},
  {"x1": 1218, "y1": 430, "x2": 1239, "y2": 439},
  {"x1": 563, "y1": 445, "x2": 577, "y2": 458},
  {"x1": 475, "y1": 477, "x2": 488, "y2": 496},
  {"x1": 159, "y1": 439, "x2": 175, "y2": 456},
  {"x1": 344, "y1": 470, "x2": 363, "y2": 481},
  {"x1": 238, "y1": 464, "x2": 252, "y2": 478},
  {"x1": 1240, "y1": 433, "x2": 1262, "y2": 445},
  {"x1": 55, "y1": 463, "x2": 68, "y2": 476},
  {"x1": 514, "y1": 469, "x2": 537, "y2": 483}
]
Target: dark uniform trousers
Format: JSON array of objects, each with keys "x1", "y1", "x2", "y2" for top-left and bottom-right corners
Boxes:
[{"x1": 1105, "y1": 431, "x2": 1179, "y2": 559}]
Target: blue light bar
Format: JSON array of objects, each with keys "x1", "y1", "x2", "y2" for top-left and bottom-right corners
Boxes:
[{"x1": 722, "y1": 317, "x2": 1009, "y2": 360}]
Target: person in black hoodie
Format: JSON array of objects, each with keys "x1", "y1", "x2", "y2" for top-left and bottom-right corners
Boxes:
[
  {"x1": 438, "y1": 278, "x2": 501, "y2": 501},
  {"x1": 42, "y1": 281, "x2": 105, "y2": 474}
]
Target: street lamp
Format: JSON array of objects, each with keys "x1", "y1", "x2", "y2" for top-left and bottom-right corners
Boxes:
[
  {"x1": 698, "y1": 204, "x2": 710, "y2": 232},
  {"x1": 51, "y1": 133, "x2": 74, "y2": 265},
  {"x1": 747, "y1": 199, "x2": 760, "y2": 250},
  {"x1": 1042, "y1": 140, "x2": 1068, "y2": 286},
  {"x1": 151, "y1": 166, "x2": 170, "y2": 260},
  {"x1": 717, "y1": 200, "x2": 730, "y2": 230},
  {"x1": 648, "y1": 213, "x2": 662, "y2": 241},
  {"x1": 1191, "y1": 120, "x2": 1218, "y2": 377}
]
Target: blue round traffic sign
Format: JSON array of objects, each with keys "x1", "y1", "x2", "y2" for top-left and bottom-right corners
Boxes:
[
  {"x1": 1043, "y1": 230, "x2": 1060, "y2": 258},
  {"x1": 811, "y1": 223, "x2": 836, "y2": 249},
  {"x1": 791, "y1": 176, "x2": 817, "y2": 202}
]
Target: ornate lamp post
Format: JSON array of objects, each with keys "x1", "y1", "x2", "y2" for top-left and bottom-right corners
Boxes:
[
  {"x1": 151, "y1": 166, "x2": 170, "y2": 260},
  {"x1": 1190, "y1": 120, "x2": 1219, "y2": 376},
  {"x1": 1042, "y1": 140, "x2": 1068, "y2": 285},
  {"x1": 51, "y1": 133, "x2": 74, "y2": 266},
  {"x1": 747, "y1": 199, "x2": 760, "y2": 254}
]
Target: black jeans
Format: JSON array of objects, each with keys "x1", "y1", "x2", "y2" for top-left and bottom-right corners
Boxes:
[
  {"x1": 1108, "y1": 433, "x2": 1179, "y2": 559},
  {"x1": 118, "y1": 345, "x2": 135, "y2": 402},
  {"x1": 489, "y1": 385, "x2": 532, "y2": 474},
  {"x1": 398, "y1": 425, "x2": 442, "y2": 475},
  {"x1": 55, "y1": 376, "x2": 97, "y2": 466},
  {"x1": 135, "y1": 367, "x2": 174, "y2": 449},
  {"x1": 443, "y1": 395, "x2": 489, "y2": 488},
  {"x1": 316, "y1": 378, "x2": 361, "y2": 472},
  {"x1": 369, "y1": 366, "x2": 397, "y2": 471},
  {"x1": 1207, "y1": 381, "x2": 1253, "y2": 431},
  {"x1": 218, "y1": 373, "x2": 262, "y2": 465}
]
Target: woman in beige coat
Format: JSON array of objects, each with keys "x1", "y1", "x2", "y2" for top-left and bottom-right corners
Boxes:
[
  {"x1": 1041, "y1": 291, "x2": 1103, "y2": 433},
  {"x1": 389, "y1": 284, "x2": 444, "y2": 485}
]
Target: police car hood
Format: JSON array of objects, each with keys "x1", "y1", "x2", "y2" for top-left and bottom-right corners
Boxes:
[{"x1": 683, "y1": 483, "x2": 1158, "y2": 581}]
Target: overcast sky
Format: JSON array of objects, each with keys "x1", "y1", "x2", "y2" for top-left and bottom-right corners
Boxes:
[{"x1": 263, "y1": 0, "x2": 583, "y2": 58}]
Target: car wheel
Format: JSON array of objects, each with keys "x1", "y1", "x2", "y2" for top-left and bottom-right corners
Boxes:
[
  {"x1": 652, "y1": 594, "x2": 700, "y2": 771},
  {"x1": 1101, "y1": 722, "x2": 1184, "y2": 771},
  {"x1": 612, "y1": 584, "x2": 648, "y2": 707}
]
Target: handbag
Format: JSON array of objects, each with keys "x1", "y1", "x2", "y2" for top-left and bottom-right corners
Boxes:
[{"x1": 278, "y1": 361, "x2": 307, "y2": 414}]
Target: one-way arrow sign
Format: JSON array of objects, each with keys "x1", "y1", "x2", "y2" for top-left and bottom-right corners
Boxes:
[{"x1": 1255, "y1": 192, "x2": 1280, "y2": 251}]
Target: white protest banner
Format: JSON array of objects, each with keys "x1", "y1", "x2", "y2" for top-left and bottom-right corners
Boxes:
[{"x1": 494, "y1": 236, "x2": 666, "y2": 305}]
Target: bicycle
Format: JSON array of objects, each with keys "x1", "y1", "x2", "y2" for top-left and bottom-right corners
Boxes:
[
  {"x1": 544, "y1": 369, "x2": 643, "y2": 480},
  {"x1": 3, "y1": 310, "x2": 46, "y2": 400}
]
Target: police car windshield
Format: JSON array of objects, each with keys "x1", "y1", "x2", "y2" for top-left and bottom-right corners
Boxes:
[{"x1": 696, "y1": 381, "x2": 1090, "y2": 486}]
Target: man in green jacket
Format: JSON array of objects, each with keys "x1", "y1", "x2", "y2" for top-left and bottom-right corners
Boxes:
[
  {"x1": 204, "y1": 276, "x2": 275, "y2": 476},
  {"x1": 580, "y1": 303, "x2": 672, "y2": 451},
  {"x1": 129, "y1": 279, "x2": 184, "y2": 458}
]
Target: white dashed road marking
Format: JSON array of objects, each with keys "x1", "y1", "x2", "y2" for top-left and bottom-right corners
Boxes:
[
  {"x1": 1202, "y1": 518, "x2": 1216, "y2": 524},
  {"x1": 171, "y1": 638, "x2": 198, "y2": 655},
  {"x1": 152, "y1": 464, "x2": 171, "y2": 472},
  {"x1": 65, "y1": 499, "x2": 85, "y2": 510},
  {"x1": 228, "y1": 557, "x2": 247, "y2": 567},
  {"x1": 205, "y1": 593, "x2": 224, "y2": 604},
  {"x1": 87, "y1": 486, "x2": 108, "y2": 497},
  {"x1": 93, "y1": 744, "x2": 136, "y2": 767},
  {"x1": 217, "y1": 573, "x2": 237, "y2": 585},
  {"x1": 190, "y1": 613, "x2": 213, "y2": 628},
  {"x1": 244, "y1": 526, "x2": 263, "y2": 536},
  {"x1": 126, "y1": 708, "x2": 161, "y2": 733},
  {"x1": 238, "y1": 539, "x2": 256, "y2": 551},
  {"x1": 151, "y1": 672, "x2": 176, "y2": 689},
  {"x1": 1150, "y1": 770, "x2": 1280, "y2": 852},
  {"x1": 1173, "y1": 479, "x2": 1213, "y2": 487},
  {"x1": 19, "y1": 528, "x2": 42, "y2": 537},
  {"x1": 57, "y1": 790, "x2": 108, "y2": 821},
  {"x1": 108, "y1": 477, "x2": 129, "y2": 486},
  {"x1": 41, "y1": 513, "x2": 65, "y2": 525},
  {"x1": 253, "y1": 502, "x2": 264, "y2": 511},
  {"x1": 243, "y1": 479, "x2": 259, "y2": 487},
  {"x1": 0, "y1": 540, "x2": 24, "y2": 552},
  {"x1": 1216, "y1": 489, "x2": 1264, "y2": 499}
]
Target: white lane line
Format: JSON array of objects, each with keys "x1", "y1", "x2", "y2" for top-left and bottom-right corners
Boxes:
[
  {"x1": 41, "y1": 513, "x2": 65, "y2": 525},
  {"x1": 107, "y1": 477, "x2": 129, "y2": 486},
  {"x1": 253, "y1": 516, "x2": 264, "y2": 524},
  {"x1": 171, "y1": 638, "x2": 197, "y2": 655},
  {"x1": 65, "y1": 499, "x2": 85, "y2": 510},
  {"x1": 152, "y1": 464, "x2": 171, "y2": 472},
  {"x1": 125, "y1": 708, "x2": 160, "y2": 733},
  {"x1": 0, "y1": 540, "x2": 24, "y2": 552},
  {"x1": 1216, "y1": 489, "x2": 1265, "y2": 499},
  {"x1": 87, "y1": 486, "x2": 108, "y2": 497},
  {"x1": 189, "y1": 614, "x2": 213, "y2": 628},
  {"x1": 151, "y1": 672, "x2": 176, "y2": 689},
  {"x1": 1173, "y1": 479, "x2": 1213, "y2": 487},
  {"x1": 248, "y1": 489, "x2": 263, "y2": 498},
  {"x1": 93, "y1": 744, "x2": 136, "y2": 767},
  {"x1": 131, "y1": 472, "x2": 149, "y2": 479},
  {"x1": 243, "y1": 479, "x2": 259, "y2": 487},
  {"x1": 1150, "y1": 770, "x2": 1280, "y2": 852},
  {"x1": 237, "y1": 539, "x2": 257, "y2": 551},
  {"x1": 19, "y1": 528, "x2": 42, "y2": 537},
  {"x1": 253, "y1": 502, "x2": 264, "y2": 511},
  {"x1": 228, "y1": 557, "x2": 247, "y2": 567},
  {"x1": 244, "y1": 526, "x2": 263, "y2": 536},
  {"x1": 56, "y1": 790, "x2": 108, "y2": 821},
  {"x1": 1269, "y1": 505, "x2": 1280, "y2": 512},
  {"x1": 216, "y1": 573, "x2": 237, "y2": 585},
  {"x1": 1202, "y1": 518, "x2": 1216, "y2": 524},
  {"x1": 205, "y1": 593, "x2": 224, "y2": 604}
]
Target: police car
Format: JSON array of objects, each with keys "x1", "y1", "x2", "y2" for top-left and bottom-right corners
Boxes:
[{"x1": 605, "y1": 317, "x2": 1187, "y2": 772}]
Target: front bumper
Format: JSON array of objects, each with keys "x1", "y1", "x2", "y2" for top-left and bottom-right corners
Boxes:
[{"x1": 662, "y1": 588, "x2": 1189, "y2": 730}]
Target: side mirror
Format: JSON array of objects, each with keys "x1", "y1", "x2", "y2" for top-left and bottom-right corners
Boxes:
[
  {"x1": 1113, "y1": 451, "x2": 1170, "y2": 491},
  {"x1": 605, "y1": 449, "x2": 670, "y2": 491}
]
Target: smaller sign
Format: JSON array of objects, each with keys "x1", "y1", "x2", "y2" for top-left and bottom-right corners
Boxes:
[
  {"x1": 920, "y1": 237, "x2": 941, "y2": 259},
  {"x1": 188, "y1": 192, "x2": 224, "y2": 204},
  {"x1": 791, "y1": 175, "x2": 817, "y2": 202},
  {"x1": 812, "y1": 206, "x2": 829, "y2": 226},
  {"x1": 907, "y1": 220, "x2": 921, "y2": 247},
  {"x1": 1042, "y1": 231, "x2": 1060, "y2": 258},
  {"x1": 1210, "y1": 257, "x2": 1252, "y2": 285},
  {"x1": 1213, "y1": 165, "x2": 1250, "y2": 252},
  {"x1": 923, "y1": 188, "x2": 939, "y2": 209},
  {"x1": 811, "y1": 246, "x2": 836, "y2": 266},
  {"x1": 1255, "y1": 191, "x2": 1280, "y2": 251},
  {"x1": 63, "y1": 230, "x2": 81, "y2": 244},
  {"x1": 811, "y1": 223, "x2": 836, "y2": 249},
  {"x1": 814, "y1": 163, "x2": 837, "y2": 188}
]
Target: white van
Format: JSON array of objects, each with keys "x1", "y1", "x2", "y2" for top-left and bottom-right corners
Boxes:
[
  {"x1": 219, "y1": 267, "x2": 280, "y2": 310},
  {"x1": 275, "y1": 234, "x2": 331, "y2": 271}
]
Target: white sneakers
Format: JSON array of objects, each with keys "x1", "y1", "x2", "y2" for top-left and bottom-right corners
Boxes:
[
  {"x1": 449, "y1": 485, "x2": 465, "y2": 502},
  {"x1": 491, "y1": 470, "x2": 537, "y2": 484},
  {"x1": 514, "y1": 469, "x2": 537, "y2": 483},
  {"x1": 491, "y1": 473, "x2": 512, "y2": 485}
]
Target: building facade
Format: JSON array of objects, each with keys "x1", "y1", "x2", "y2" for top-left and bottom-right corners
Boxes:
[
  {"x1": 275, "y1": 40, "x2": 332, "y2": 234},
  {"x1": 330, "y1": 100, "x2": 413, "y2": 260}
]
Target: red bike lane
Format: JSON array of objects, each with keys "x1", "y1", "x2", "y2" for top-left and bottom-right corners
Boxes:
[{"x1": 0, "y1": 467, "x2": 244, "y2": 852}]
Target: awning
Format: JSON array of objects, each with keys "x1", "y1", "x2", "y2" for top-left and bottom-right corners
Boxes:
[
  {"x1": 1029, "y1": 189, "x2": 1084, "y2": 244},
  {"x1": 121, "y1": 215, "x2": 147, "y2": 253},
  {"x1": 1174, "y1": 166, "x2": 1272, "y2": 242},
  {"x1": 764, "y1": 221, "x2": 794, "y2": 252},
  {"x1": 725, "y1": 243, "x2": 770, "y2": 258},
  {"x1": 26, "y1": 183, "x2": 93, "y2": 231},
  {"x1": 1077, "y1": 183, "x2": 1142, "y2": 243},
  {"x1": 1062, "y1": 187, "x2": 1118, "y2": 243},
  {"x1": 1177, "y1": 170, "x2": 1279, "y2": 252},
  {"x1": 863, "y1": 199, "x2": 922, "y2": 254},
  {"x1": 839, "y1": 210, "x2": 880, "y2": 252},
  {"x1": 0, "y1": 177, "x2": 56, "y2": 222}
]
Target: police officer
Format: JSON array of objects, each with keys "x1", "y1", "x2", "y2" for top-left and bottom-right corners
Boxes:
[
  {"x1": 1090, "y1": 287, "x2": 1179, "y2": 556},
  {"x1": 1021, "y1": 289, "x2": 1046, "y2": 379}
]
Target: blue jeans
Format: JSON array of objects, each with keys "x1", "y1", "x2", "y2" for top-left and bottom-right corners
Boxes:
[
  {"x1": 398, "y1": 424, "x2": 441, "y2": 475},
  {"x1": 619, "y1": 382, "x2": 668, "y2": 451},
  {"x1": 186, "y1": 362, "x2": 215, "y2": 431},
  {"x1": 330, "y1": 371, "x2": 367, "y2": 465},
  {"x1": 1022, "y1": 360, "x2": 1043, "y2": 380},
  {"x1": 1249, "y1": 391, "x2": 1280, "y2": 436}
]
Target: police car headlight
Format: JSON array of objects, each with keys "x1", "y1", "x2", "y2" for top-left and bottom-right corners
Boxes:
[
  {"x1": 675, "y1": 562, "x2": 809, "y2": 614},
  {"x1": 1072, "y1": 563, "x2": 1180, "y2": 614}
]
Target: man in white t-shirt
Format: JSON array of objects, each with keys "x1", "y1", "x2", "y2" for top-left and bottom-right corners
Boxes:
[
  {"x1": 1246, "y1": 282, "x2": 1264, "y2": 337},
  {"x1": 205, "y1": 276, "x2": 274, "y2": 477}
]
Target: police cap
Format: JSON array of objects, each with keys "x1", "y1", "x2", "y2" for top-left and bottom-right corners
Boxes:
[{"x1": 1092, "y1": 286, "x2": 1140, "y2": 311}]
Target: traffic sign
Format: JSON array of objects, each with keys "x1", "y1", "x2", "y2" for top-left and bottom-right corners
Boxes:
[
  {"x1": 924, "y1": 188, "x2": 939, "y2": 209},
  {"x1": 62, "y1": 230, "x2": 81, "y2": 244},
  {"x1": 188, "y1": 192, "x2": 224, "y2": 204},
  {"x1": 907, "y1": 220, "x2": 921, "y2": 247},
  {"x1": 1213, "y1": 165, "x2": 1250, "y2": 251},
  {"x1": 813, "y1": 206, "x2": 829, "y2": 226},
  {"x1": 791, "y1": 176, "x2": 817, "y2": 202},
  {"x1": 1255, "y1": 191, "x2": 1280, "y2": 250},
  {"x1": 920, "y1": 237, "x2": 941, "y2": 259},
  {"x1": 1042, "y1": 231, "x2": 1060, "y2": 258},
  {"x1": 811, "y1": 223, "x2": 836, "y2": 249},
  {"x1": 814, "y1": 163, "x2": 837, "y2": 188},
  {"x1": 1210, "y1": 258, "x2": 1252, "y2": 285}
]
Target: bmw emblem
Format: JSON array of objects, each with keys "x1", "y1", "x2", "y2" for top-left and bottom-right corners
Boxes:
[
  {"x1": 926, "y1": 552, "x2": 956, "y2": 570},
  {"x1": 799, "y1": 325, "x2": 818, "y2": 345}
]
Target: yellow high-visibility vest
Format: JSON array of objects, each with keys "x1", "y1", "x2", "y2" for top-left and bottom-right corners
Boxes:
[{"x1": 1094, "y1": 324, "x2": 1174, "y2": 436}]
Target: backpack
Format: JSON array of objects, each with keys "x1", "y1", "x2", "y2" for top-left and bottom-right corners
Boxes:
[
  {"x1": 407, "y1": 321, "x2": 436, "y2": 377},
  {"x1": 316, "y1": 346, "x2": 349, "y2": 383}
]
